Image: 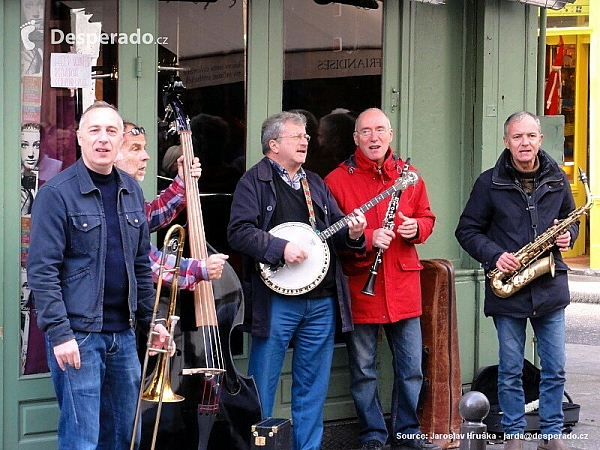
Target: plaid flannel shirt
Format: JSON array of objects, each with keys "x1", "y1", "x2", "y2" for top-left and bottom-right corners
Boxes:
[{"x1": 146, "y1": 176, "x2": 208, "y2": 289}]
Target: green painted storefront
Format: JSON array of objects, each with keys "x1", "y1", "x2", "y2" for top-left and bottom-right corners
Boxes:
[{"x1": 1, "y1": 1, "x2": 547, "y2": 448}]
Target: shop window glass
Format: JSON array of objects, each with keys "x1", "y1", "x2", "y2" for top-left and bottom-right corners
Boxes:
[
  {"x1": 283, "y1": 0, "x2": 382, "y2": 346},
  {"x1": 283, "y1": 0, "x2": 383, "y2": 178},
  {"x1": 547, "y1": 15, "x2": 589, "y2": 28},
  {"x1": 545, "y1": 41, "x2": 577, "y2": 181},
  {"x1": 157, "y1": 1, "x2": 247, "y2": 356},
  {"x1": 20, "y1": 0, "x2": 118, "y2": 376}
]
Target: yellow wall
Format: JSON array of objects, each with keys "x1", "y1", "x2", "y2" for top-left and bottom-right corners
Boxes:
[
  {"x1": 546, "y1": 0, "x2": 598, "y2": 267},
  {"x1": 589, "y1": 1, "x2": 600, "y2": 268}
]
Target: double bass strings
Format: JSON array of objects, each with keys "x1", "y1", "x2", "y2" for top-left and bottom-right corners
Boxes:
[{"x1": 180, "y1": 130, "x2": 225, "y2": 411}]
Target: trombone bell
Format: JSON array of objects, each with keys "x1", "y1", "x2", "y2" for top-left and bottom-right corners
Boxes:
[{"x1": 141, "y1": 371, "x2": 184, "y2": 402}]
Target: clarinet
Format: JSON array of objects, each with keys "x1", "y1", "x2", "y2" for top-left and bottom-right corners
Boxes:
[{"x1": 361, "y1": 158, "x2": 411, "y2": 296}]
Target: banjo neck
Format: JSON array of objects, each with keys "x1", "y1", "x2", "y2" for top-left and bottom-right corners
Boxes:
[
  {"x1": 259, "y1": 168, "x2": 418, "y2": 296},
  {"x1": 318, "y1": 171, "x2": 418, "y2": 241}
]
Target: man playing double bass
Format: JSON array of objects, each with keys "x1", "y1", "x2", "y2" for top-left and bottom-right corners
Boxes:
[
  {"x1": 115, "y1": 121, "x2": 228, "y2": 287},
  {"x1": 227, "y1": 111, "x2": 367, "y2": 450}
]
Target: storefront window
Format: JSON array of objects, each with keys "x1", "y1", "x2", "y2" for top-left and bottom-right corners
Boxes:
[
  {"x1": 283, "y1": 0, "x2": 383, "y2": 178},
  {"x1": 158, "y1": 0, "x2": 247, "y2": 247},
  {"x1": 20, "y1": 0, "x2": 118, "y2": 375},
  {"x1": 157, "y1": 1, "x2": 248, "y2": 355},
  {"x1": 547, "y1": 15, "x2": 589, "y2": 28},
  {"x1": 283, "y1": 0, "x2": 383, "y2": 346},
  {"x1": 545, "y1": 39, "x2": 579, "y2": 182}
]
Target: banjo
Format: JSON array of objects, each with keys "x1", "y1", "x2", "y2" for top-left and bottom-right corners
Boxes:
[{"x1": 259, "y1": 170, "x2": 419, "y2": 295}]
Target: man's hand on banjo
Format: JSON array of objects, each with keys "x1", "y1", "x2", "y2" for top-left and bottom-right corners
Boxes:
[
  {"x1": 284, "y1": 242, "x2": 308, "y2": 265},
  {"x1": 347, "y1": 209, "x2": 367, "y2": 240}
]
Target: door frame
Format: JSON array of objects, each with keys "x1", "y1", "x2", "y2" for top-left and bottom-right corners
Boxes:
[{"x1": 1, "y1": 1, "x2": 160, "y2": 448}]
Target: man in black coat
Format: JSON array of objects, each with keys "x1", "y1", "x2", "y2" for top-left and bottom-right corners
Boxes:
[
  {"x1": 227, "y1": 111, "x2": 366, "y2": 450},
  {"x1": 455, "y1": 111, "x2": 578, "y2": 450}
]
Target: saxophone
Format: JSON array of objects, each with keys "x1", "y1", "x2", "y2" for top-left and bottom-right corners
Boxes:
[{"x1": 488, "y1": 168, "x2": 593, "y2": 298}]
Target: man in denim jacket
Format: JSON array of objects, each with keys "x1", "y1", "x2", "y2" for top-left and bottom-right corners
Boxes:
[{"x1": 27, "y1": 101, "x2": 171, "y2": 450}]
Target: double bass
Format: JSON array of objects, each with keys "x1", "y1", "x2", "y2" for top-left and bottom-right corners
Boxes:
[{"x1": 139, "y1": 78, "x2": 262, "y2": 450}]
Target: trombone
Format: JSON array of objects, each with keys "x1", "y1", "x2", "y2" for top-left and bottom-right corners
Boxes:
[{"x1": 130, "y1": 224, "x2": 186, "y2": 450}]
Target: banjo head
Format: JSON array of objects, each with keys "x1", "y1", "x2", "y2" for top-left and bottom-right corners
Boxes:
[{"x1": 259, "y1": 222, "x2": 330, "y2": 295}]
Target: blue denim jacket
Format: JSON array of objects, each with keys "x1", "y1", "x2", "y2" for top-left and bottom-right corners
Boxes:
[{"x1": 27, "y1": 159, "x2": 155, "y2": 347}]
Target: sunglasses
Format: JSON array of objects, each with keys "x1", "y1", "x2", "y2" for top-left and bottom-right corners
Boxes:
[{"x1": 125, "y1": 126, "x2": 146, "y2": 136}]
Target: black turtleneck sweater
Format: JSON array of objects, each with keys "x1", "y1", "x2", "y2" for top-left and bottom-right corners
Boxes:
[{"x1": 88, "y1": 168, "x2": 129, "y2": 331}]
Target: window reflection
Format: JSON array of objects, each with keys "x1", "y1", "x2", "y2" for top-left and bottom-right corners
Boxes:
[
  {"x1": 157, "y1": 1, "x2": 247, "y2": 252},
  {"x1": 283, "y1": 0, "x2": 383, "y2": 346},
  {"x1": 547, "y1": 16, "x2": 589, "y2": 28},
  {"x1": 283, "y1": 0, "x2": 383, "y2": 178},
  {"x1": 157, "y1": 2, "x2": 248, "y2": 356},
  {"x1": 158, "y1": 1, "x2": 247, "y2": 192}
]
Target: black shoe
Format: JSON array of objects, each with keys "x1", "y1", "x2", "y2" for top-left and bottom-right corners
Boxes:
[
  {"x1": 392, "y1": 437, "x2": 442, "y2": 450},
  {"x1": 361, "y1": 440, "x2": 384, "y2": 450}
]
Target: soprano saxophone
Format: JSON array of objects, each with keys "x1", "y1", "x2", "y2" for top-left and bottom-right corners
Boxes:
[
  {"x1": 361, "y1": 158, "x2": 411, "y2": 296},
  {"x1": 488, "y1": 168, "x2": 593, "y2": 298}
]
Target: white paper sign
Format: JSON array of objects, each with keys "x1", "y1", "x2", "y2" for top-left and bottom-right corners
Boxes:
[{"x1": 50, "y1": 53, "x2": 92, "y2": 88}]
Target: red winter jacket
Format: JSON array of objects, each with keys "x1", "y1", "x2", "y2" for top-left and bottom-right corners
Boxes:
[{"x1": 325, "y1": 148, "x2": 436, "y2": 324}]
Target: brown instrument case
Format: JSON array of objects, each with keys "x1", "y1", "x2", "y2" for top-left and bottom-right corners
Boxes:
[{"x1": 418, "y1": 259, "x2": 462, "y2": 449}]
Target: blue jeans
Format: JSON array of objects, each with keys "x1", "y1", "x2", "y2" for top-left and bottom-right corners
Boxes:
[
  {"x1": 346, "y1": 318, "x2": 423, "y2": 445},
  {"x1": 46, "y1": 329, "x2": 141, "y2": 450},
  {"x1": 493, "y1": 309, "x2": 566, "y2": 438},
  {"x1": 248, "y1": 294, "x2": 336, "y2": 450}
]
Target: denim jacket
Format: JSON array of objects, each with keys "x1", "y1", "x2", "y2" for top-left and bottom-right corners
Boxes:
[{"x1": 27, "y1": 159, "x2": 155, "y2": 347}]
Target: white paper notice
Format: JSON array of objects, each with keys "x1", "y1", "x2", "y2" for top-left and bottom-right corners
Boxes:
[{"x1": 50, "y1": 53, "x2": 91, "y2": 88}]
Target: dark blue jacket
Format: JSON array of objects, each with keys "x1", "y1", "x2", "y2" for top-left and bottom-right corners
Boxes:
[
  {"x1": 455, "y1": 149, "x2": 578, "y2": 318},
  {"x1": 27, "y1": 159, "x2": 155, "y2": 346},
  {"x1": 227, "y1": 157, "x2": 365, "y2": 338}
]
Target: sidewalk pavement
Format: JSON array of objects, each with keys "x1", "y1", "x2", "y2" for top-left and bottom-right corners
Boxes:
[
  {"x1": 567, "y1": 256, "x2": 600, "y2": 305},
  {"x1": 484, "y1": 341, "x2": 600, "y2": 450},
  {"x1": 565, "y1": 255, "x2": 600, "y2": 279}
]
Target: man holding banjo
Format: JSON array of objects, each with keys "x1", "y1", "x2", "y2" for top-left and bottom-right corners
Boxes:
[{"x1": 227, "y1": 111, "x2": 367, "y2": 450}]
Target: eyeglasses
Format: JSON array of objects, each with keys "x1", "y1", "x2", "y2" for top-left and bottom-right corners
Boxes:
[
  {"x1": 277, "y1": 133, "x2": 311, "y2": 142},
  {"x1": 125, "y1": 126, "x2": 146, "y2": 136},
  {"x1": 355, "y1": 128, "x2": 390, "y2": 138}
]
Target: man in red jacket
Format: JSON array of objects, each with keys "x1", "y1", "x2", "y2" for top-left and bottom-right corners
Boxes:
[{"x1": 325, "y1": 108, "x2": 437, "y2": 450}]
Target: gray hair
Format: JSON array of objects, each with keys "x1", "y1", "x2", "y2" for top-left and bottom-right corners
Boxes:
[
  {"x1": 79, "y1": 101, "x2": 123, "y2": 131},
  {"x1": 261, "y1": 111, "x2": 307, "y2": 154},
  {"x1": 503, "y1": 111, "x2": 541, "y2": 137}
]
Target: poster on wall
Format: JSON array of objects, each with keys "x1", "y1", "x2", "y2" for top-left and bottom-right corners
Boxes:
[
  {"x1": 18, "y1": 2, "x2": 102, "y2": 376},
  {"x1": 50, "y1": 53, "x2": 92, "y2": 89},
  {"x1": 20, "y1": 0, "x2": 49, "y2": 376}
]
